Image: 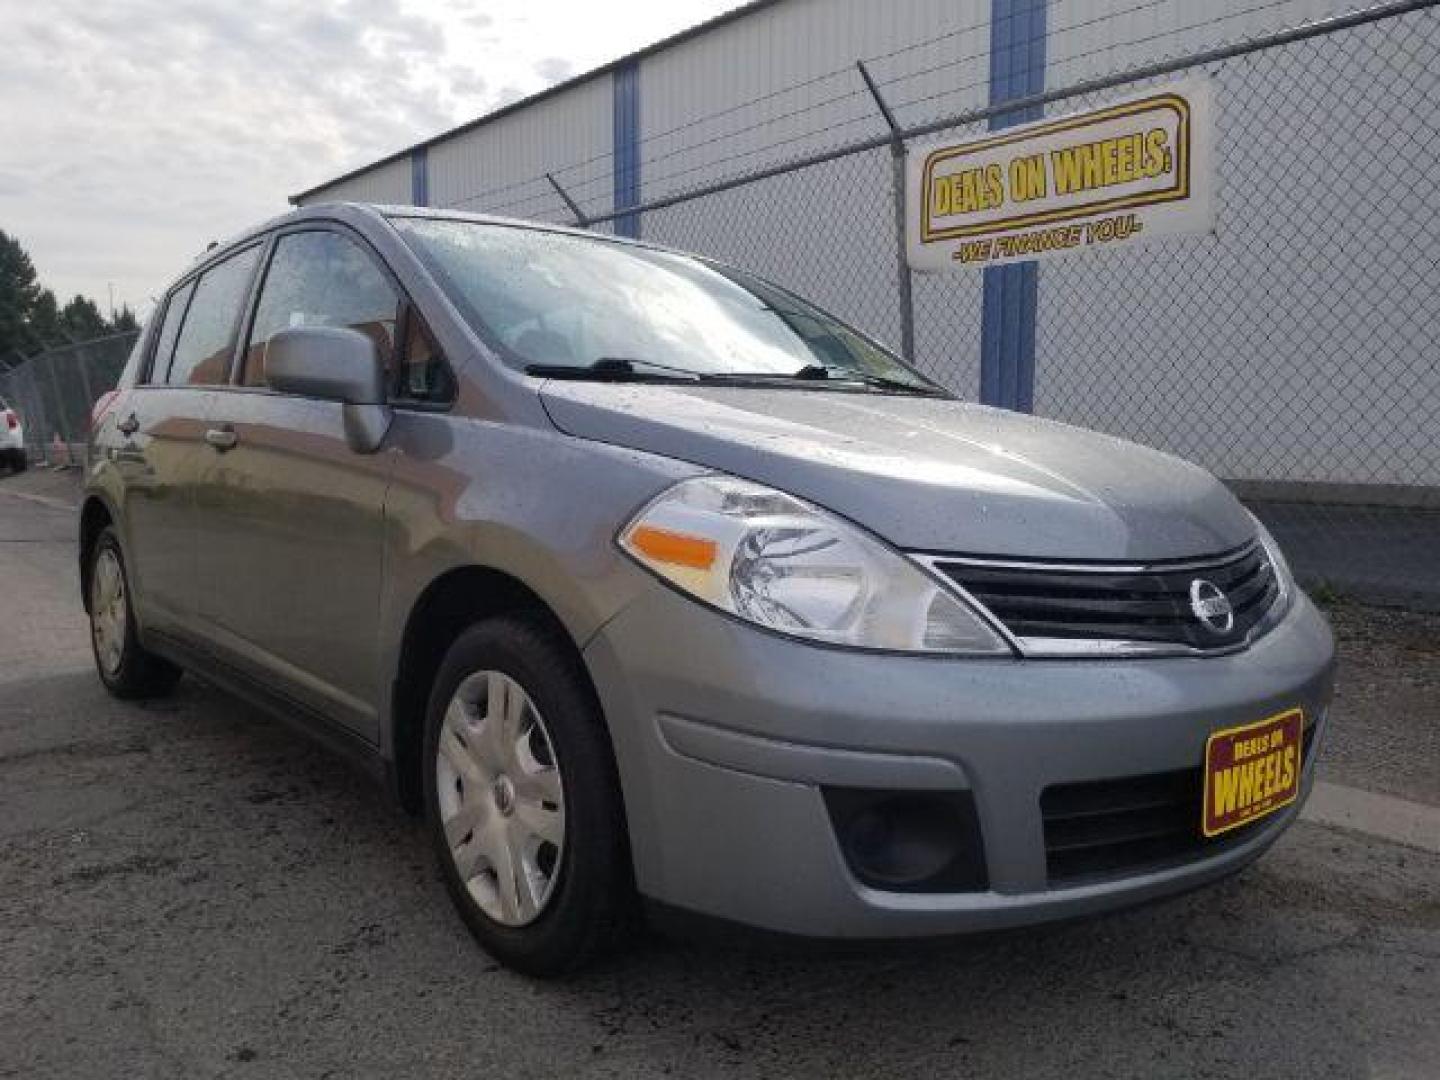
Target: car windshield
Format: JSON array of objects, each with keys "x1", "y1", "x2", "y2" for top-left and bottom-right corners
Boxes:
[{"x1": 390, "y1": 217, "x2": 942, "y2": 392}]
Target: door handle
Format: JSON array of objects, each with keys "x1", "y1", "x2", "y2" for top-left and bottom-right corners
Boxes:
[
  {"x1": 117, "y1": 413, "x2": 139, "y2": 436},
  {"x1": 204, "y1": 427, "x2": 238, "y2": 452}
]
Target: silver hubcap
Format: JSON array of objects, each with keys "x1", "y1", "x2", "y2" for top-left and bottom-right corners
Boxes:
[
  {"x1": 436, "y1": 670, "x2": 565, "y2": 927},
  {"x1": 90, "y1": 548, "x2": 127, "y2": 676}
]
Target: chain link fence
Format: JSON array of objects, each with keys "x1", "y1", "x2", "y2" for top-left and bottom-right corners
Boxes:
[
  {"x1": 601, "y1": 1, "x2": 1440, "y2": 607},
  {"x1": 1029, "y1": 9, "x2": 1439, "y2": 607},
  {"x1": 0, "y1": 332, "x2": 136, "y2": 468}
]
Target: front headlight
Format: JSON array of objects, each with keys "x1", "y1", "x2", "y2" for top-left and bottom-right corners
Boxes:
[
  {"x1": 1250, "y1": 512, "x2": 1294, "y2": 615},
  {"x1": 618, "y1": 475, "x2": 1010, "y2": 655}
]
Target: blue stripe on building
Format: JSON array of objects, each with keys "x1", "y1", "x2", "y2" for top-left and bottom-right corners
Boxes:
[
  {"x1": 410, "y1": 146, "x2": 429, "y2": 207},
  {"x1": 979, "y1": 0, "x2": 1046, "y2": 411},
  {"x1": 613, "y1": 60, "x2": 641, "y2": 238}
]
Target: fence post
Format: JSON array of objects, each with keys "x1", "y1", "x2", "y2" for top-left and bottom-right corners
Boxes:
[
  {"x1": 75, "y1": 347, "x2": 95, "y2": 415},
  {"x1": 546, "y1": 172, "x2": 591, "y2": 228},
  {"x1": 43, "y1": 353, "x2": 71, "y2": 465},
  {"x1": 856, "y1": 59, "x2": 915, "y2": 365},
  {"x1": 16, "y1": 363, "x2": 45, "y2": 462},
  {"x1": 73, "y1": 347, "x2": 97, "y2": 464}
]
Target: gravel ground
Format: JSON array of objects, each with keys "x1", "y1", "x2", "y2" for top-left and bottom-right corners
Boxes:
[
  {"x1": 1, "y1": 470, "x2": 1436, "y2": 1080},
  {"x1": 1321, "y1": 599, "x2": 1440, "y2": 806}
]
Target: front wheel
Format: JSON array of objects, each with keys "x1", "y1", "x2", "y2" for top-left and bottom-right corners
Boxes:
[
  {"x1": 423, "y1": 614, "x2": 632, "y2": 976},
  {"x1": 88, "y1": 527, "x2": 181, "y2": 699}
]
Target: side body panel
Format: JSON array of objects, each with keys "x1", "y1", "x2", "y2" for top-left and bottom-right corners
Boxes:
[
  {"x1": 104, "y1": 386, "x2": 219, "y2": 637},
  {"x1": 194, "y1": 390, "x2": 394, "y2": 739},
  {"x1": 372, "y1": 409, "x2": 700, "y2": 760},
  {"x1": 89, "y1": 207, "x2": 701, "y2": 767}
]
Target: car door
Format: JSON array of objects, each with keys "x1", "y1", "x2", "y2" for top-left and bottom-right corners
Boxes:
[
  {"x1": 193, "y1": 227, "x2": 400, "y2": 741},
  {"x1": 114, "y1": 246, "x2": 262, "y2": 640}
]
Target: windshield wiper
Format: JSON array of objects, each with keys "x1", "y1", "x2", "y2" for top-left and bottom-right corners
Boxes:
[
  {"x1": 525, "y1": 357, "x2": 947, "y2": 395},
  {"x1": 524, "y1": 357, "x2": 703, "y2": 381},
  {"x1": 724, "y1": 363, "x2": 947, "y2": 395},
  {"x1": 841, "y1": 371, "x2": 948, "y2": 395}
]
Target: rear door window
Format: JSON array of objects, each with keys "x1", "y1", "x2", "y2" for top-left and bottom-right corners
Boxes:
[
  {"x1": 243, "y1": 230, "x2": 398, "y2": 388},
  {"x1": 148, "y1": 280, "x2": 196, "y2": 383},
  {"x1": 166, "y1": 245, "x2": 262, "y2": 386}
]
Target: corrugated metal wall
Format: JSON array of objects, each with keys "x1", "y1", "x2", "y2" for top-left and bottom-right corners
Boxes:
[
  {"x1": 1032, "y1": 0, "x2": 1439, "y2": 486},
  {"x1": 291, "y1": 0, "x2": 1436, "y2": 488},
  {"x1": 297, "y1": 0, "x2": 1356, "y2": 214},
  {"x1": 639, "y1": 0, "x2": 991, "y2": 182},
  {"x1": 305, "y1": 154, "x2": 412, "y2": 204},
  {"x1": 1044, "y1": 0, "x2": 1344, "y2": 86},
  {"x1": 427, "y1": 78, "x2": 613, "y2": 222},
  {"x1": 639, "y1": 0, "x2": 990, "y2": 350}
]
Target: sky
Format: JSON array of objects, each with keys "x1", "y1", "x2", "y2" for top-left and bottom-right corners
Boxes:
[{"x1": 0, "y1": 0, "x2": 742, "y2": 321}]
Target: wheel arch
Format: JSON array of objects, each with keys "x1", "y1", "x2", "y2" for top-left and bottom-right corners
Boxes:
[
  {"x1": 387, "y1": 564, "x2": 609, "y2": 815},
  {"x1": 78, "y1": 495, "x2": 117, "y2": 613}
]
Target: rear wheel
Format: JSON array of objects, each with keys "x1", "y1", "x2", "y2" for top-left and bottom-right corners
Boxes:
[
  {"x1": 423, "y1": 615, "x2": 631, "y2": 976},
  {"x1": 89, "y1": 527, "x2": 181, "y2": 699}
]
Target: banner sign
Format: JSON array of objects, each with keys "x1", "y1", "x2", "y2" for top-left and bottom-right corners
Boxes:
[{"x1": 906, "y1": 77, "x2": 1214, "y2": 270}]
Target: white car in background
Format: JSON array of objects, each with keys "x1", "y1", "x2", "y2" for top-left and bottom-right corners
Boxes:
[{"x1": 0, "y1": 397, "x2": 26, "y2": 473}]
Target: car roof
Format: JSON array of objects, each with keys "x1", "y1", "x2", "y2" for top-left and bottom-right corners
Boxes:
[{"x1": 186, "y1": 202, "x2": 662, "y2": 279}]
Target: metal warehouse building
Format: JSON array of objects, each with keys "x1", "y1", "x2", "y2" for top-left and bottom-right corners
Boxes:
[{"x1": 293, "y1": 0, "x2": 1439, "y2": 504}]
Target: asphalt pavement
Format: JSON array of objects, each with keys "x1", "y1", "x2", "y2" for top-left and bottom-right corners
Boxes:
[{"x1": 1, "y1": 471, "x2": 1436, "y2": 1080}]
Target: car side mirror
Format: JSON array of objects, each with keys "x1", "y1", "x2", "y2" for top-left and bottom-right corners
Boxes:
[{"x1": 264, "y1": 327, "x2": 392, "y2": 453}]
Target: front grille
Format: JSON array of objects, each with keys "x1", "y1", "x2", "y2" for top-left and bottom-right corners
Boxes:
[
  {"x1": 933, "y1": 541, "x2": 1279, "y2": 654},
  {"x1": 1040, "y1": 722, "x2": 1316, "y2": 886}
]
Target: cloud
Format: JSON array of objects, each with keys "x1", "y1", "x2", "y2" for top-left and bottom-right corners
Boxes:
[
  {"x1": 0, "y1": 0, "x2": 743, "y2": 316},
  {"x1": 533, "y1": 56, "x2": 576, "y2": 84}
]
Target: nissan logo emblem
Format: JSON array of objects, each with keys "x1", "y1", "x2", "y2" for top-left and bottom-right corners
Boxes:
[{"x1": 1189, "y1": 579, "x2": 1234, "y2": 634}]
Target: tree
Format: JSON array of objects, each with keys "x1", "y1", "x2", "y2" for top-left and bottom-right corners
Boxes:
[
  {"x1": 0, "y1": 229, "x2": 136, "y2": 357},
  {"x1": 60, "y1": 295, "x2": 108, "y2": 341},
  {"x1": 29, "y1": 289, "x2": 64, "y2": 347},
  {"x1": 0, "y1": 229, "x2": 42, "y2": 358}
]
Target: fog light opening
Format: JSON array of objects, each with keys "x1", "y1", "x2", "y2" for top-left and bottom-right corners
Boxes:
[{"x1": 824, "y1": 788, "x2": 988, "y2": 893}]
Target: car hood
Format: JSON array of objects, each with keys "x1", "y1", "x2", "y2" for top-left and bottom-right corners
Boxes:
[{"x1": 539, "y1": 383, "x2": 1254, "y2": 560}]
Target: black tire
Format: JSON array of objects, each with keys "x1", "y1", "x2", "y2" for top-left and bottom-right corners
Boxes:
[
  {"x1": 423, "y1": 614, "x2": 632, "y2": 976},
  {"x1": 5, "y1": 450, "x2": 25, "y2": 474},
  {"x1": 88, "y1": 526, "x2": 182, "y2": 700}
]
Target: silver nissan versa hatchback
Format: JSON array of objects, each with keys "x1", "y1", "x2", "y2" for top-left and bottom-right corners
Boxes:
[{"x1": 82, "y1": 203, "x2": 1336, "y2": 975}]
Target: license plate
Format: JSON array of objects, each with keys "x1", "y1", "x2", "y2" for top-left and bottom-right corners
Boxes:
[{"x1": 1202, "y1": 708, "x2": 1304, "y2": 838}]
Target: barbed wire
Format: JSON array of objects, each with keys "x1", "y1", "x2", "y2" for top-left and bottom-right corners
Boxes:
[
  {"x1": 436, "y1": 0, "x2": 1175, "y2": 215},
  {"x1": 440, "y1": 0, "x2": 1368, "y2": 222},
  {"x1": 452, "y1": 83, "x2": 872, "y2": 212},
  {"x1": 884, "y1": 0, "x2": 1328, "y2": 118},
  {"x1": 446, "y1": 68, "x2": 862, "y2": 211}
]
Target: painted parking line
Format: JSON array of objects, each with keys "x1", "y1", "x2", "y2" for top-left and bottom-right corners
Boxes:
[{"x1": 1303, "y1": 781, "x2": 1440, "y2": 854}]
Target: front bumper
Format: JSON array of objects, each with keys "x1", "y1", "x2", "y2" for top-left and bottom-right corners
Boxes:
[{"x1": 583, "y1": 585, "x2": 1336, "y2": 938}]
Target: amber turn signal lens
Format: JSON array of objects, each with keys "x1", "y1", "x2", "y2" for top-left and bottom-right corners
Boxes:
[{"x1": 627, "y1": 525, "x2": 718, "y2": 570}]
